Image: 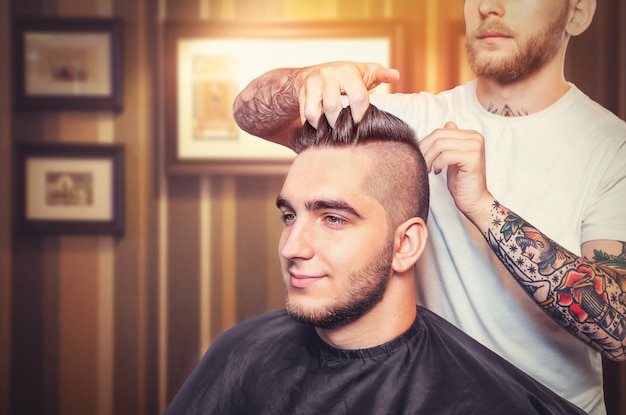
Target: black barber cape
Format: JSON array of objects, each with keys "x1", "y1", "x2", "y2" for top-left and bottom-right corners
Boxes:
[{"x1": 164, "y1": 307, "x2": 586, "y2": 415}]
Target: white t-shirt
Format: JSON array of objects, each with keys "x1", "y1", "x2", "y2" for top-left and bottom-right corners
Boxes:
[{"x1": 371, "y1": 80, "x2": 626, "y2": 415}]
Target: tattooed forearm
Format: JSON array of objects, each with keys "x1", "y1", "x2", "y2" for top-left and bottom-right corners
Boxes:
[
  {"x1": 232, "y1": 68, "x2": 301, "y2": 143},
  {"x1": 592, "y1": 244, "x2": 626, "y2": 269},
  {"x1": 484, "y1": 200, "x2": 626, "y2": 361}
]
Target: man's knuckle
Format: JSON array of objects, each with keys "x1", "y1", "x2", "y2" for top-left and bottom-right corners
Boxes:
[{"x1": 322, "y1": 100, "x2": 341, "y2": 112}]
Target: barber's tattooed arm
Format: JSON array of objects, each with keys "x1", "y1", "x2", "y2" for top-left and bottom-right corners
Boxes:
[
  {"x1": 232, "y1": 68, "x2": 300, "y2": 144},
  {"x1": 485, "y1": 200, "x2": 626, "y2": 361}
]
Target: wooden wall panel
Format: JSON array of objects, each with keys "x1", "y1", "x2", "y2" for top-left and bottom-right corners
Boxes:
[
  {"x1": 164, "y1": 0, "x2": 200, "y2": 21},
  {"x1": 41, "y1": 239, "x2": 60, "y2": 415},
  {"x1": 58, "y1": 238, "x2": 99, "y2": 415},
  {"x1": 235, "y1": 176, "x2": 284, "y2": 322},
  {"x1": 208, "y1": 178, "x2": 229, "y2": 340},
  {"x1": 7, "y1": 0, "x2": 156, "y2": 413},
  {"x1": 113, "y1": 0, "x2": 157, "y2": 412},
  {"x1": 388, "y1": 1, "x2": 427, "y2": 92},
  {"x1": 0, "y1": 0, "x2": 11, "y2": 413},
  {"x1": 216, "y1": 178, "x2": 237, "y2": 332},
  {"x1": 165, "y1": 176, "x2": 201, "y2": 403},
  {"x1": 232, "y1": 0, "x2": 282, "y2": 20},
  {"x1": 112, "y1": 218, "x2": 143, "y2": 415},
  {"x1": 565, "y1": 0, "x2": 626, "y2": 120},
  {"x1": 10, "y1": 237, "x2": 56, "y2": 415},
  {"x1": 282, "y1": 0, "x2": 338, "y2": 19},
  {"x1": 265, "y1": 177, "x2": 288, "y2": 311},
  {"x1": 58, "y1": 0, "x2": 98, "y2": 14},
  {"x1": 338, "y1": 0, "x2": 384, "y2": 19}
]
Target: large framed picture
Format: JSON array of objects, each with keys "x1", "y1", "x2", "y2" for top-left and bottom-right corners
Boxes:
[
  {"x1": 164, "y1": 21, "x2": 407, "y2": 175},
  {"x1": 14, "y1": 143, "x2": 124, "y2": 235},
  {"x1": 13, "y1": 17, "x2": 123, "y2": 112}
]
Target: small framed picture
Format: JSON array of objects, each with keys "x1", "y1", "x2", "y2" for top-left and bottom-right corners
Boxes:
[
  {"x1": 13, "y1": 17, "x2": 123, "y2": 112},
  {"x1": 14, "y1": 143, "x2": 124, "y2": 235}
]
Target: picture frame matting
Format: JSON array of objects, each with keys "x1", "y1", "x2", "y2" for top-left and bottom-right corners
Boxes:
[
  {"x1": 14, "y1": 142, "x2": 125, "y2": 235},
  {"x1": 13, "y1": 17, "x2": 123, "y2": 112}
]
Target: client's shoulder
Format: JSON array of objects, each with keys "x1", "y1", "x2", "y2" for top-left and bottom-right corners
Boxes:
[{"x1": 212, "y1": 309, "x2": 311, "y2": 353}]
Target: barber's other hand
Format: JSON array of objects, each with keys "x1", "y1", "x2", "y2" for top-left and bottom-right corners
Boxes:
[
  {"x1": 419, "y1": 122, "x2": 494, "y2": 227},
  {"x1": 296, "y1": 62, "x2": 400, "y2": 128}
]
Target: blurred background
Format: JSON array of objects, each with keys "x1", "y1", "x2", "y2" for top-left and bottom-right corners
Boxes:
[{"x1": 0, "y1": 0, "x2": 624, "y2": 414}]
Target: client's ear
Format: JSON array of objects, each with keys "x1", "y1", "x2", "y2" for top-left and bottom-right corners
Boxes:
[{"x1": 391, "y1": 217, "x2": 428, "y2": 273}]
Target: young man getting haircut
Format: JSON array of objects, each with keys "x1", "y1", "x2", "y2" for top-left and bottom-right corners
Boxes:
[{"x1": 164, "y1": 106, "x2": 586, "y2": 415}]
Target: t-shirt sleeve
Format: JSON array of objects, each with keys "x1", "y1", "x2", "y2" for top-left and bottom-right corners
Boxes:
[
  {"x1": 582, "y1": 140, "x2": 626, "y2": 243},
  {"x1": 369, "y1": 93, "x2": 425, "y2": 137}
]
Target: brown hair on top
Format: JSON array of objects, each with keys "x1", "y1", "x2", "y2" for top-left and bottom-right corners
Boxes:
[
  {"x1": 289, "y1": 105, "x2": 416, "y2": 152},
  {"x1": 288, "y1": 105, "x2": 430, "y2": 225}
]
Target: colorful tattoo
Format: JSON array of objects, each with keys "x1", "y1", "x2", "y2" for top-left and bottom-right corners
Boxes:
[
  {"x1": 485, "y1": 200, "x2": 626, "y2": 360},
  {"x1": 593, "y1": 245, "x2": 626, "y2": 271}
]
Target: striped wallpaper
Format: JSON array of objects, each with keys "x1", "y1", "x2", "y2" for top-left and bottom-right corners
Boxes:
[
  {"x1": 1, "y1": 0, "x2": 12, "y2": 413},
  {"x1": 2, "y1": 0, "x2": 625, "y2": 415}
]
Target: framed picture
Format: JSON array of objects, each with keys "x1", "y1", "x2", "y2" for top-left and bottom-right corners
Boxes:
[
  {"x1": 14, "y1": 143, "x2": 124, "y2": 235},
  {"x1": 164, "y1": 21, "x2": 407, "y2": 175},
  {"x1": 13, "y1": 17, "x2": 123, "y2": 112}
]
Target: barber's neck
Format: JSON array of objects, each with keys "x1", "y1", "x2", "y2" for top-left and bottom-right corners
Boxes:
[
  {"x1": 475, "y1": 52, "x2": 570, "y2": 116},
  {"x1": 315, "y1": 276, "x2": 417, "y2": 350}
]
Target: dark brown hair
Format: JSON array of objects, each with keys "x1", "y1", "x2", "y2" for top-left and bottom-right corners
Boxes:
[{"x1": 288, "y1": 105, "x2": 429, "y2": 225}]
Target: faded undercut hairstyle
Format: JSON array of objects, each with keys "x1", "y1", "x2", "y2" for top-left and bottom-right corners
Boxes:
[{"x1": 288, "y1": 105, "x2": 429, "y2": 228}]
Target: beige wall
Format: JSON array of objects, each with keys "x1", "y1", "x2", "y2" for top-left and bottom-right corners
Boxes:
[{"x1": 1, "y1": 1, "x2": 624, "y2": 414}]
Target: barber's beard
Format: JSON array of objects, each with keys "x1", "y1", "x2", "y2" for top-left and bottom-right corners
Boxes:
[
  {"x1": 286, "y1": 242, "x2": 394, "y2": 330},
  {"x1": 465, "y1": 8, "x2": 569, "y2": 85}
]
